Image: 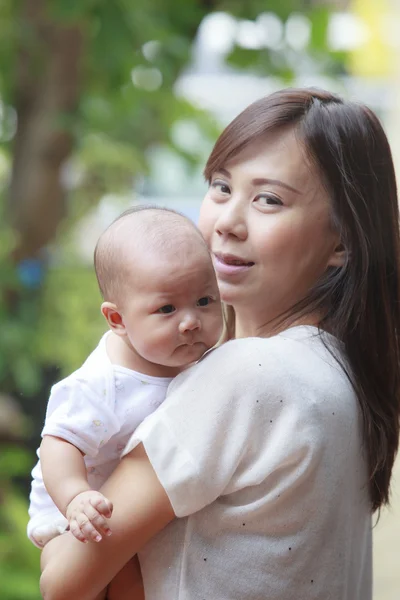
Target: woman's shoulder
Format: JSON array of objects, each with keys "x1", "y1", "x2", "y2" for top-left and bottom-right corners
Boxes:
[
  {"x1": 183, "y1": 326, "x2": 348, "y2": 396},
  {"x1": 196, "y1": 335, "x2": 283, "y2": 374},
  {"x1": 165, "y1": 326, "x2": 356, "y2": 447},
  {"x1": 203, "y1": 326, "x2": 336, "y2": 366},
  {"x1": 207, "y1": 329, "x2": 301, "y2": 357}
]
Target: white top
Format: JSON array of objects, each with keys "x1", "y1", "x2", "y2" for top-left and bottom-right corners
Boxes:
[
  {"x1": 27, "y1": 334, "x2": 172, "y2": 547},
  {"x1": 125, "y1": 326, "x2": 372, "y2": 600}
]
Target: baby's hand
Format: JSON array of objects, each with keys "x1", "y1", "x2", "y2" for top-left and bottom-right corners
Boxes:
[{"x1": 66, "y1": 490, "x2": 113, "y2": 543}]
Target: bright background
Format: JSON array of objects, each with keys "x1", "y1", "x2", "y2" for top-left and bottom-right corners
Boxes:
[{"x1": 1, "y1": 1, "x2": 399, "y2": 598}]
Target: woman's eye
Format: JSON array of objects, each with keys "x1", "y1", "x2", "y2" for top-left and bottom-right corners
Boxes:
[
  {"x1": 255, "y1": 194, "x2": 283, "y2": 206},
  {"x1": 157, "y1": 304, "x2": 176, "y2": 314},
  {"x1": 197, "y1": 296, "x2": 212, "y2": 307},
  {"x1": 211, "y1": 180, "x2": 231, "y2": 195}
]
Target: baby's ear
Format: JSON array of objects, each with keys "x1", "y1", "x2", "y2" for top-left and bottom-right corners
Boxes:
[{"x1": 101, "y1": 302, "x2": 125, "y2": 335}]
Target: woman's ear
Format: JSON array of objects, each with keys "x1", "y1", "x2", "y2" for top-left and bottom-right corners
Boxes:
[
  {"x1": 101, "y1": 302, "x2": 126, "y2": 336},
  {"x1": 328, "y1": 241, "x2": 347, "y2": 268}
]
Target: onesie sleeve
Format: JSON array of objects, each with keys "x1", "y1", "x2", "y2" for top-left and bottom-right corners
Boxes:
[
  {"x1": 123, "y1": 336, "x2": 323, "y2": 517},
  {"x1": 42, "y1": 374, "x2": 120, "y2": 458}
]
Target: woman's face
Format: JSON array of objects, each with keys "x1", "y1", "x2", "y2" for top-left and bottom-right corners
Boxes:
[{"x1": 199, "y1": 127, "x2": 342, "y2": 326}]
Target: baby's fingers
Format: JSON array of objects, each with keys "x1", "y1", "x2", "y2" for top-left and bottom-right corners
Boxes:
[
  {"x1": 90, "y1": 494, "x2": 113, "y2": 518},
  {"x1": 84, "y1": 503, "x2": 112, "y2": 540},
  {"x1": 76, "y1": 512, "x2": 104, "y2": 543},
  {"x1": 69, "y1": 519, "x2": 90, "y2": 544}
]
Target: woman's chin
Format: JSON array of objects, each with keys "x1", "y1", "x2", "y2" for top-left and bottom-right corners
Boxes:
[{"x1": 218, "y1": 284, "x2": 243, "y2": 306}]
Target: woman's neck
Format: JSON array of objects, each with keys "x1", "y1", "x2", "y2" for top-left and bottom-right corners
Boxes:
[{"x1": 234, "y1": 310, "x2": 321, "y2": 339}]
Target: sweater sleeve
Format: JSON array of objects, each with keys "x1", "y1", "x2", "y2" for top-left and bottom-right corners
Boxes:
[{"x1": 123, "y1": 336, "x2": 324, "y2": 517}]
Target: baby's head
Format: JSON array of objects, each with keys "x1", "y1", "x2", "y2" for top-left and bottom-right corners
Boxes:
[{"x1": 94, "y1": 206, "x2": 223, "y2": 373}]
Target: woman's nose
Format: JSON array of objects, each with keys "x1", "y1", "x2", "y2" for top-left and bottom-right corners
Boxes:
[
  {"x1": 179, "y1": 313, "x2": 201, "y2": 334},
  {"x1": 215, "y1": 201, "x2": 247, "y2": 240}
]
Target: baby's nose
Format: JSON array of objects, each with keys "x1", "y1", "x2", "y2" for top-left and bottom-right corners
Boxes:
[{"x1": 179, "y1": 313, "x2": 201, "y2": 333}]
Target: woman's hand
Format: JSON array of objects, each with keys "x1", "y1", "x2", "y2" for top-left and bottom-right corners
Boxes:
[
  {"x1": 40, "y1": 443, "x2": 175, "y2": 600},
  {"x1": 66, "y1": 490, "x2": 113, "y2": 543}
]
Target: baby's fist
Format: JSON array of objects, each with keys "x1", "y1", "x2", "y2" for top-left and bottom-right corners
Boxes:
[{"x1": 66, "y1": 490, "x2": 113, "y2": 544}]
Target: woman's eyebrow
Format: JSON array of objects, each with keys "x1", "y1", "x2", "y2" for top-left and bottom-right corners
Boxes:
[
  {"x1": 251, "y1": 178, "x2": 302, "y2": 195},
  {"x1": 217, "y1": 167, "x2": 232, "y2": 178},
  {"x1": 217, "y1": 167, "x2": 301, "y2": 195}
]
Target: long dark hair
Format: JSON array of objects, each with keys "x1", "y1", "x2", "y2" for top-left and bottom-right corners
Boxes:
[{"x1": 204, "y1": 88, "x2": 400, "y2": 512}]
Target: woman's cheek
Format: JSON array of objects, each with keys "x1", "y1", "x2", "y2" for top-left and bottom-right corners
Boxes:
[{"x1": 198, "y1": 197, "x2": 214, "y2": 245}]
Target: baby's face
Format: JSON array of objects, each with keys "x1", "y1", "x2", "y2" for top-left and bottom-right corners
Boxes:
[{"x1": 119, "y1": 250, "x2": 223, "y2": 369}]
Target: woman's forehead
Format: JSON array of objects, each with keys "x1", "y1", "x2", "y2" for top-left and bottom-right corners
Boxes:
[
  {"x1": 223, "y1": 128, "x2": 317, "y2": 189},
  {"x1": 226, "y1": 128, "x2": 301, "y2": 167}
]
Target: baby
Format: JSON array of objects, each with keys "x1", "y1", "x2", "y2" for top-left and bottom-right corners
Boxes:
[{"x1": 27, "y1": 206, "x2": 223, "y2": 598}]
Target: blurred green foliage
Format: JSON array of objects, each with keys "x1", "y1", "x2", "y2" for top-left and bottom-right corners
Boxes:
[
  {"x1": 0, "y1": 1, "x2": 343, "y2": 598},
  {"x1": 0, "y1": 448, "x2": 41, "y2": 600}
]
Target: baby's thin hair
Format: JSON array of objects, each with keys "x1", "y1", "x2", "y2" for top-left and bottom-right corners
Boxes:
[{"x1": 94, "y1": 205, "x2": 207, "y2": 302}]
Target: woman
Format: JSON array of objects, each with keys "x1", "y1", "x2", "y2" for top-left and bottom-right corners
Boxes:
[{"x1": 40, "y1": 88, "x2": 400, "y2": 600}]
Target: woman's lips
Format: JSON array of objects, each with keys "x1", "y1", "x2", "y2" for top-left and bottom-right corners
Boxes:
[{"x1": 213, "y1": 254, "x2": 254, "y2": 276}]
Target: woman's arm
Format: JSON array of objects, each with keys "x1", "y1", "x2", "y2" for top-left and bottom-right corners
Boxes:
[{"x1": 40, "y1": 443, "x2": 175, "y2": 600}]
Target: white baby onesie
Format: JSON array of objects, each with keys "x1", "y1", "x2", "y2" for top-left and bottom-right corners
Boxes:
[{"x1": 27, "y1": 333, "x2": 172, "y2": 548}]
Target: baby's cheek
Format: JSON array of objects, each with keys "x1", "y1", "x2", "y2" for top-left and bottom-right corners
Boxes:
[
  {"x1": 140, "y1": 334, "x2": 170, "y2": 360},
  {"x1": 214, "y1": 311, "x2": 224, "y2": 335},
  {"x1": 139, "y1": 340, "x2": 156, "y2": 360},
  {"x1": 205, "y1": 317, "x2": 223, "y2": 347}
]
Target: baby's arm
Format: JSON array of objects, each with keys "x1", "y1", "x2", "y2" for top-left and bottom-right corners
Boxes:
[{"x1": 40, "y1": 435, "x2": 113, "y2": 543}]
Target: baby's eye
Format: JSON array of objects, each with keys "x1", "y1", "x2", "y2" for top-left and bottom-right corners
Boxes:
[
  {"x1": 197, "y1": 296, "x2": 213, "y2": 307},
  {"x1": 157, "y1": 304, "x2": 176, "y2": 314},
  {"x1": 211, "y1": 180, "x2": 231, "y2": 195},
  {"x1": 255, "y1": 194, "x2": 283, "y2": 206}
]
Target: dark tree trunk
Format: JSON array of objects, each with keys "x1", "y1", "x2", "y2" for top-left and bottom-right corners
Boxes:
[{"x1": 8, "y1": 0, "x2": 83, "y2": 261}]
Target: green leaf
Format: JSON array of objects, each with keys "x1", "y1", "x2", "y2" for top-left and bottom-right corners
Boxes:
[{"x1": 0, "y1": 447, "x2": 32, "y2": 479}]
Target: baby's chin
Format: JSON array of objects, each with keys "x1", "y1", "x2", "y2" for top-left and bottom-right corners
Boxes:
[
  {"x1": 170, "y1": 341, "x2": 210, "y2": 366},
  {"x1": 148, "y1": 341, "x2": 216, "y2": 373}
]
